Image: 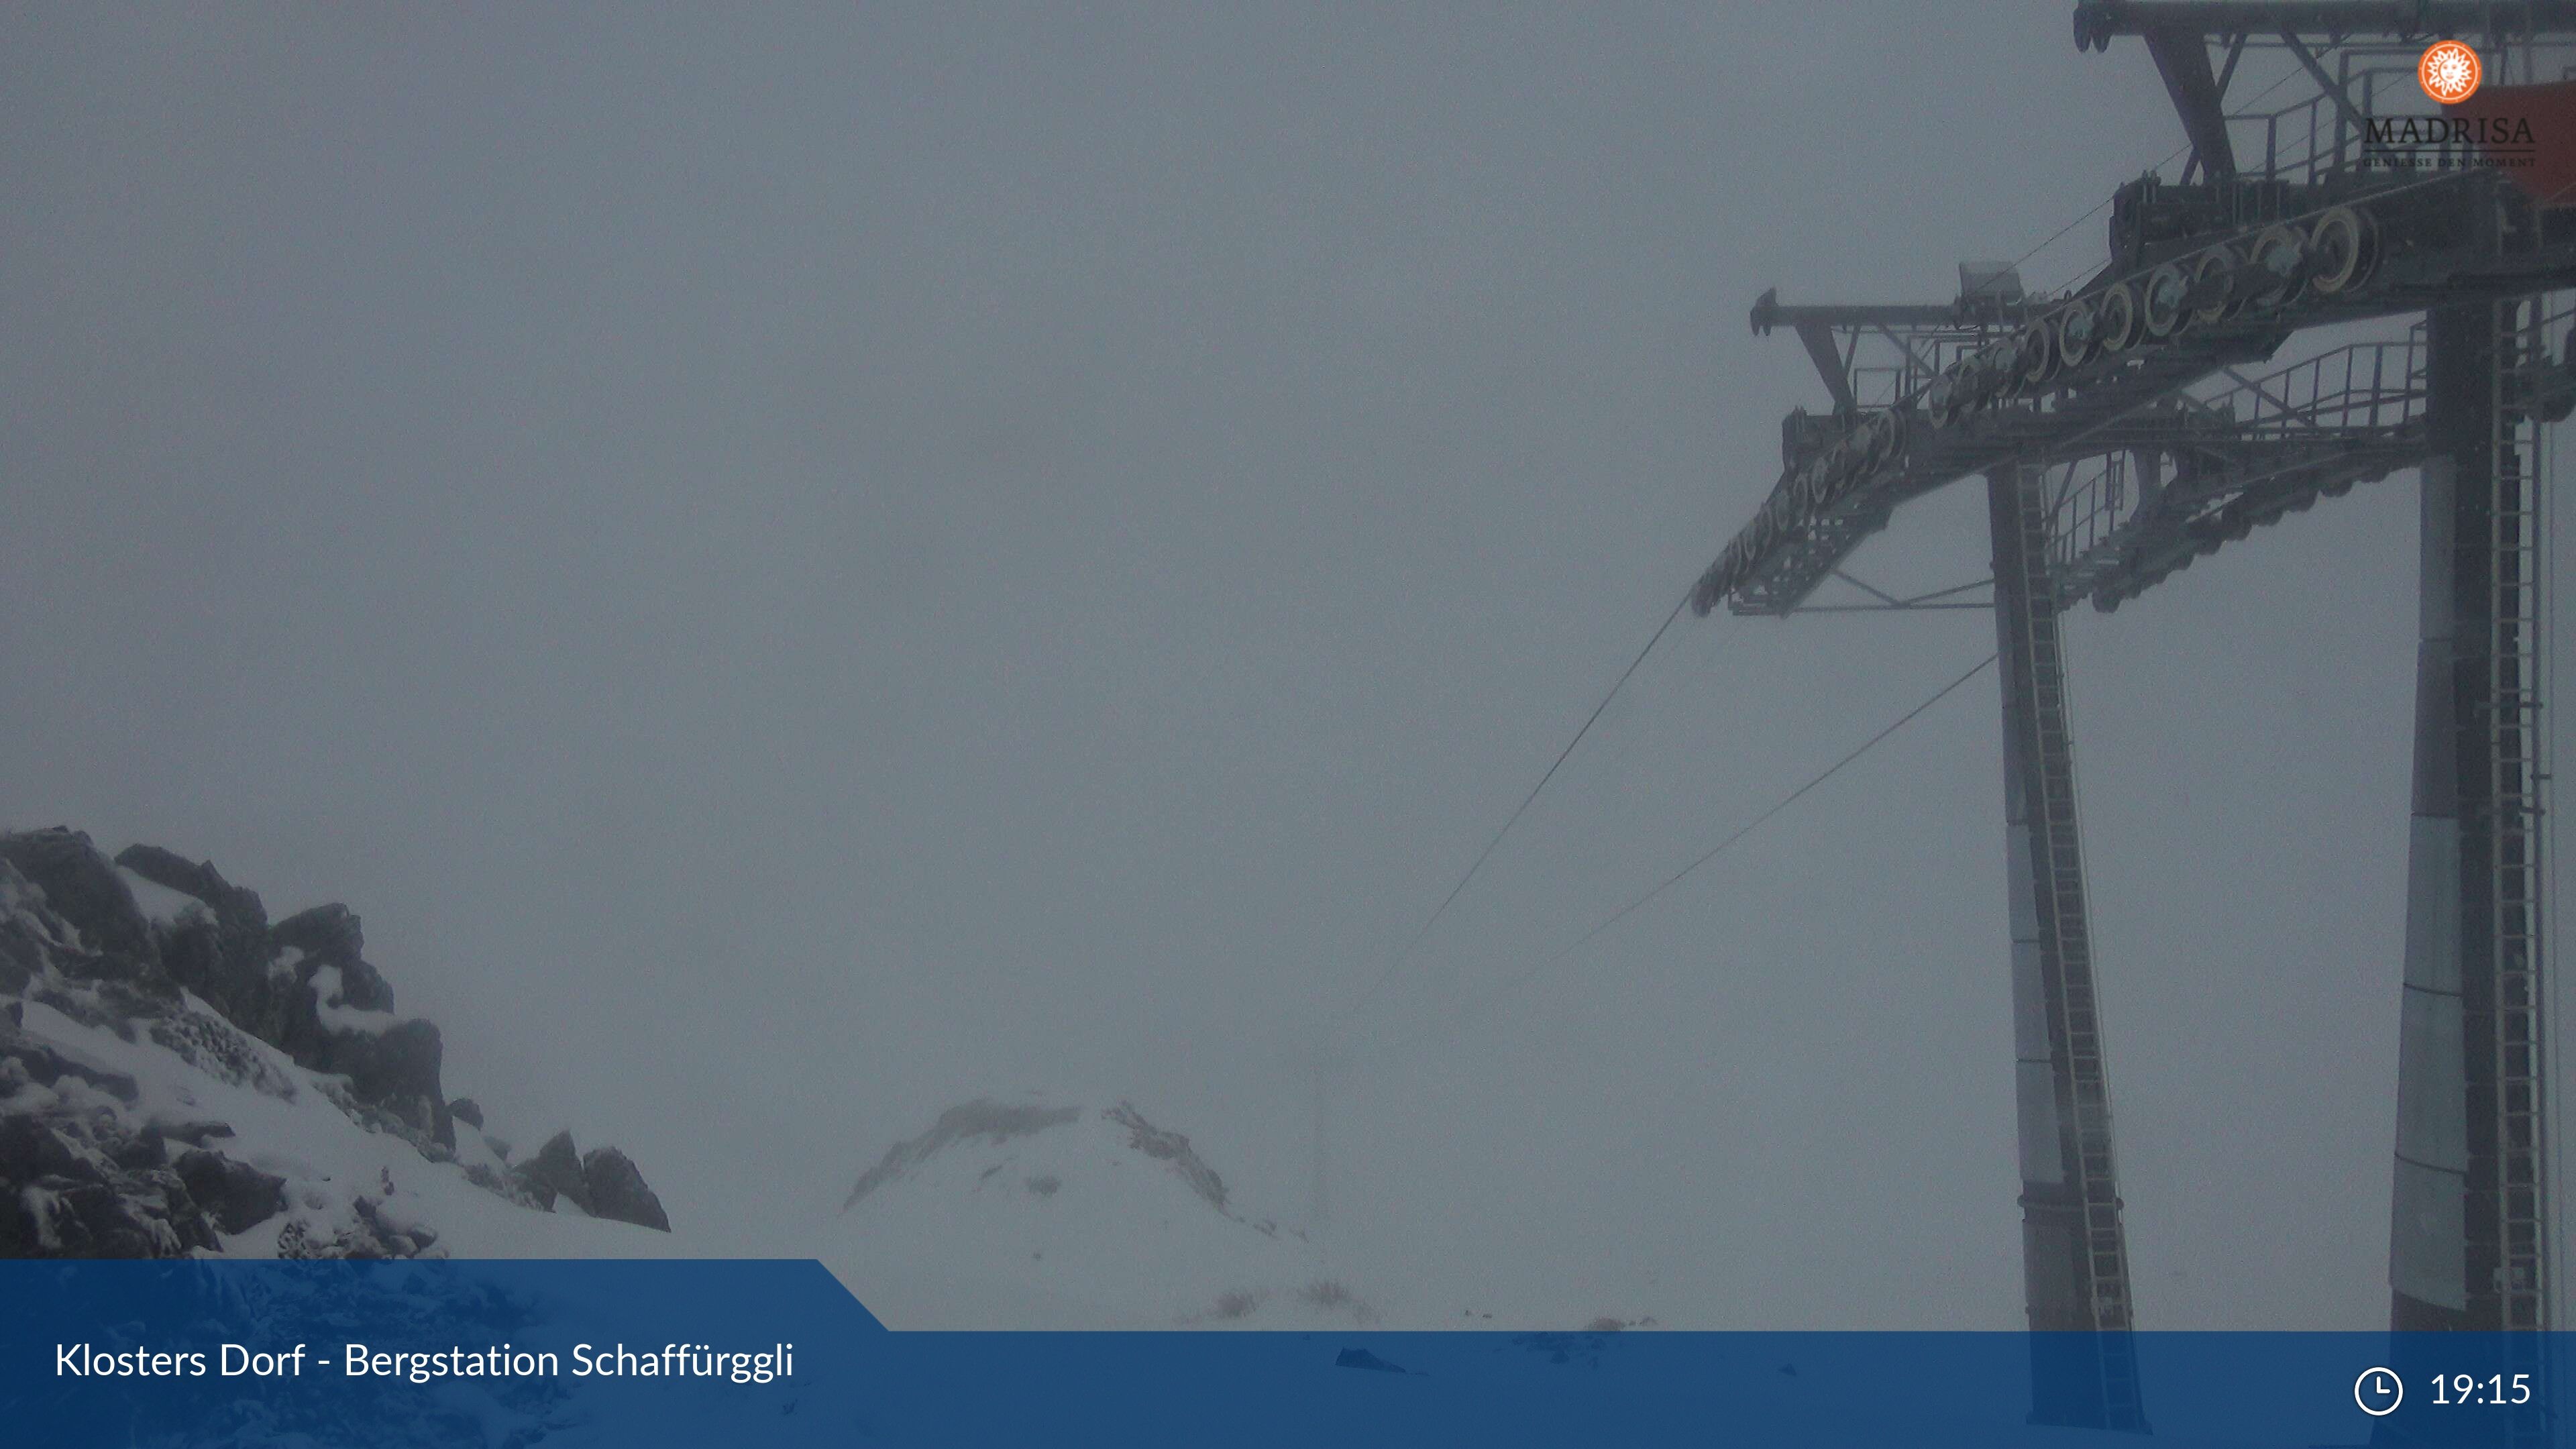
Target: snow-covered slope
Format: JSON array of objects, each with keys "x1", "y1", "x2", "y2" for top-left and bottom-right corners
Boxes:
[
  {"x1": 825, "y1": 1095, "x2": 1383, "y2": 1329},
  {"x1": 0, "y1": 827, "x2": 677, "y2": 1260},
  {"x1": 7, "y1": 990, "x2": 681, "y2": 1260}
]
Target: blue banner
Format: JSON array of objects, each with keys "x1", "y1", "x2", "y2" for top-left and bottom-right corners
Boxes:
[{"x1": 1, "y1": 1260, "x2": 2567, "y2": 1446}]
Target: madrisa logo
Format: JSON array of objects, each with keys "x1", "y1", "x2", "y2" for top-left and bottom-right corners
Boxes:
[
  {"x1": 2367, "y1": 115, "x2": 2538, "y2": 150},
  {"x1": 2421, "y1": 40, "x2": 2482, "y2": 104},
  {"x1": 2363, "y1": 42, "x2": 2541, "y2": 174}
]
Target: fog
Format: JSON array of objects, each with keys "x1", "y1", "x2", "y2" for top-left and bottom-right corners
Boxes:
[{"x1": 5, "y1": 3, "x2": 2563, "y2": 1328}]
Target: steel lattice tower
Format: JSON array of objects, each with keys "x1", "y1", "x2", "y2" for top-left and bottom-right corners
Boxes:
[{"x1": 1697, "y1": 3, "x2": 2575, "y2": 1434}]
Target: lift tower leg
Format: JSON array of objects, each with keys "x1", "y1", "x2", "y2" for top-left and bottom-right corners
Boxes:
[
  {"x1": 2390, "y1": 298, "x2": 2553, "y2": 1362},
  {"x1": 1989, "y1": 467, "x2": 2147, "y2": 1433}
]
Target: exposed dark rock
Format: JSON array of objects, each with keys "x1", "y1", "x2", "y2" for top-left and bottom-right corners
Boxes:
[
  {"x1": 0, "y1": 1114, "x2": 91, "y2": 1181},
  {"x1": 272, "y1": 904, "x2": 364, "y2": 966},
  {"x1": 3, "y1": 826, "x2": 639, "y2": 1255},
  {"x1": 844, "y1": 1098, "x2": 1083, "y2": 1210},
  {"x1": 252, "y1": 912, "x2": 436, "y2": 1141},
  {"x1": 519, "y1": 1130, "x2": 590, "y2": 1214},
  {"x1": 146, "y1": 885, "x2": 441, "y2": 1134},
  {"x1": 580, "y1": 1146, "x2": 671, "y2": 1232},
  {"x1": 320, "y1": 954, "x2": 395, "y2": 1014},
  {"x1": 153, "y1": 915, "x2": 276, "y2": 1034},
  {"x1": 0, "y1": 1101, "x2": 221, "y2": 1258},
  {"x1": 1106, "y1": 1101, "x2": 1229, "y2": 1214},
  {"x1": 173, "y1": 1148, "x2": 286, "y2": 1235},
  {"x1": 28, "y1": 1181, "x2": 184, "y2": 1257},
  {"x1": 328, "y1": 1018, "x2": 447, "y2": 1140},
  {"x1": 113, "y1": 845, "x2": 268, "y2": 932},
  {"x1": 113, "y1": 844, "x2": 223, "y2": 902},
  {"x1": 115, "y1": 845, "x2": 283, "y2": 1057},
  {"x1": 0, "y1": 864, "x2": 43, "y2": 997},
  {"x1": 0, "y1": 829, "x2": 152, "y2": 963}
]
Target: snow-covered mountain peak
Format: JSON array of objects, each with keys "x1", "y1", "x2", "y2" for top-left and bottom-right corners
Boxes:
[{"x1": 826, "y1": 1095, "x2": 1382, "y2": 1330}]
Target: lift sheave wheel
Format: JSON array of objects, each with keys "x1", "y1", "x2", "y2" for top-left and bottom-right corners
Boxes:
[
  {"x1": 1818, "y1": 440, "x2": 1853, "y2": 496},
  {"x1": 2186, "y1": 245, "x2": 2239, "y2": 331},
  {"x1": 2017, "y1": 318, "x2": 2061, "y2": 392},
  {"x1": 1858, "y1": 409, "x2": 1897, "y2": 467},
  {"x1": 2140, "y1": 263, "x2": 2188, "y2": 338},
  {"x1": 1793, "y1": 454, "x2": 1828, "y2": 511},
  {"x1": 1938, "y1": 349, "x2": 1995, "y2": 423},
  {"x1": 2246, "y1": 224, "x2": 2306, "y2": 311},
  {"x1": 2057, "y1": 295, "x2": 2102, "y2": 370},
  {"x1": 2098, "y1": 280, "x2": 2142, "y2": 353},
  {"x1": 2307, "y1": 206, "x2": 2379, "y2": 297},
  {"x1": 1972, "y1": 342, "x2": 2016, "y2": 409}
]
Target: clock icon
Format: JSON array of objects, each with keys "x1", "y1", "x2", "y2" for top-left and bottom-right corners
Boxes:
[{"x1": 2355, "y1": 1366, "x2": 2405, "y2": 1417}]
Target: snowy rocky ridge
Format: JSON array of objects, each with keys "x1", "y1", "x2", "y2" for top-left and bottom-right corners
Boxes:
[
  {"x1": 829, "y1": 1093, "x2": 1385, "y2": 1329},
  {"x1": 0, "y1": 826, "x2": 672, "y2": 1258}
]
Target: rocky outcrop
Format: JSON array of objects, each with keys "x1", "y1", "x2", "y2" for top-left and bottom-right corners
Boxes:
[
  {"x1": 271, "y1": 903, "x2": 364, "y2": 966},
  {"x1": 106, "y1": 843, "x2": 451, "y2": 1146},
  {"x1": 1, "y1": 829, "x2": 152, "y2": 962},
  {"x1": 172, "y1": 1147, "x2": 287, "y2": 1236},
  {"x1": 517, "y1": 1129, "x2": 589, "y2": 1212},
  {"x1": 116, "y1": 844, "x2": 266, "y2": 932},
  {"x1": 0, "y1": 826, "x2": 672, "y2": 1253},
  {"x1": 1106, "y1": 1100, "x2": 1229, "y2": 1213},
  {"x1": 843, "y1": 1099, "x2": 1084, "y2": 1210},
  {"x1": 510, "y1": 1130, "x2": 671, "y2": 1232},
  {"x1": 330, "y1": 1017, "x2": 449, "y2": 1144},
  {"x1": 115, "y1": 851, "x2": 313, "y2": 1026},
  {"x1": 580, "y1": 1146, "x2": 671, "y2": 1232},
  {"x1": 0, "y1": 1008, "x2": 262, "y2": 1255}
]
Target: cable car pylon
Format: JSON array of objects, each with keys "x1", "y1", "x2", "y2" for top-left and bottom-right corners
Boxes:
[{"x1": 1699, "y1": 5, "x2": 2576, "y2": 1434}]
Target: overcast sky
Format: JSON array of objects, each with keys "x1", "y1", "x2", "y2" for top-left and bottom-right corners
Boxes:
[{"x1": 5, "y1": 2, "x2": 2566, "y2": 1330}]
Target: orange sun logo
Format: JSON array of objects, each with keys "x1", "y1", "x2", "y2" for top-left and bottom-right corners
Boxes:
[{"x1": 2420, "y1": 40, "x2": 2482, "y2": 104}]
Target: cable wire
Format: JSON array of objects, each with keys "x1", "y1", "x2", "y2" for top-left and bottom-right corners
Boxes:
[
  {"x1": 1336, "y1": 586, "x2": 1696, "y2": 1024},
  {"x1": 1362, "y1": 651, "x2": 1998, "y2": 1062},
  {"x1": 1344, "y1": 55, "x2": 2322, "y2": 1051}
]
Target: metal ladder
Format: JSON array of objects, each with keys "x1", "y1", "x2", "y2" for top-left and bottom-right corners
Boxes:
[
  {"x1": 2485, "y1": 294, "x2": 2554, "y2": 1446},
  {"x1": 1998, "y1": 471, "x2": 2146, "y2": 1429}
]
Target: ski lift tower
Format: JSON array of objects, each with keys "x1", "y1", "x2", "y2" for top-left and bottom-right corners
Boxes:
[{"x1": 1699, "y1": 3, "x2": 2576, "y2": 1434}]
